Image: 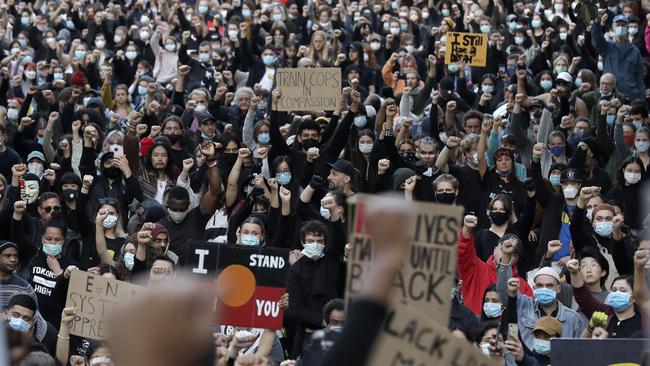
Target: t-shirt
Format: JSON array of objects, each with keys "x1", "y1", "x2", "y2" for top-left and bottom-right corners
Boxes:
[
  {"x1": 556, "y1": 205, "x2": 574, "y2": 261},
  {"x1": 154, "y1": 179, "x2": 167, "y2": 204}
]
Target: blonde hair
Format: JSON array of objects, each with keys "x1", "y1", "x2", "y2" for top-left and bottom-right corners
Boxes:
[{"x1": 308, "y1": 31, "x2": 331, "y2": 63}]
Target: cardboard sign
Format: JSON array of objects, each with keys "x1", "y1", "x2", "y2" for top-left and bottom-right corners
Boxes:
[
  {"x1": 445, "y1": 32, "x2": 488, "y2": 67},
  {"x1": 551, "y1": 338, "x2": 646, "y2": 365},
  {"x1": 187, "y1": 241, "x2": 289, "y2": 330},
  {"x1": 65, "y1": 271, "x2": 141, "y2": 340},
  {"x1": 367, "y1": 302, "x2": 501, "y2": 366},
  {"x1": 275, "y1": 68, "x2": 341, "y2": 111},
  {"x1": 345, "y1": 194, "x2": 463, "y2": 324}
]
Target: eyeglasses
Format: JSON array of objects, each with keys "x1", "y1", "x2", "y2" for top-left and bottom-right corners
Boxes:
[
  {"x1": 42, "y1": 206, "x2": 61, "y2": 213},
  {"x1": 580, "y1": 262, "x2": 601, "y2": 270}
]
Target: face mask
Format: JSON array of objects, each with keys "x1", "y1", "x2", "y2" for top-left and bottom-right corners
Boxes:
[
  {"x1": 629, "y1": 27, "x2": 639, "y2": 35},
  {"x1": 594, "y1": 221, "x2": 614, "y2": 237},
  {"x1": 240, "y1": 234, "x2": 261, "y2": 246},
  {"x1": 404, "y1": 45, "x2": 414, "y2": 53},
  {"x1": 633, "y1": 120, "x2": 643, "y2": 130},
  {"x1": 606, "y1": 291, "x2": 632, "y2": 312},
  {"x1": 531, "y1": 19, "x2": 542, "y2": 28},
  {"x1": 399, "y1": 11, "x2": 408, "y2": 18},
  {"x1": 358, "y1": 143, "x2": 373, "y2": 154},
  {"x1": 514, "y1": 36, "x2": 524, "y2": 45},
  {"x1": 635, "y1": 141, "x2": 650, "y2": 152},
  {"x1": 114, "y1": 35, "x2": 123, "y2": 43},
  {"x1": 586, "y1": 207, "x2": 593, "y2": 221},
  {"x1": 43, "y1": 242, "x2": 63, "y2": 257},
  {"x1": 164, "y1": 44, "x2": 176, "y2": 52},
  {"x1": 390, "y1": 27, "x2": 400, "y2": 35},
  {"x1": 96, "y1": 40, "x2": 106, "y2": 49},
  {"x1": 533, "y1": 287, "x2": 557, "y2": 305},
  {"x1": 540, "y1": 80, "x2": 553, "y2": 90},
  {"x1": 198, "y1": 5, "x2": 208, "y2": 14},
  {"x1": 573, "y1": 78, "x2": 583, "y2": 89},
  {"x1": 401, "y1": 151, "x2": 416, "y2": 162},
  {"x1": 441, "y1": 9, "x2": 450, "y2": 16},
  {"x1": 624, "y1": 134, "x2": 635, "y2": 148},
  {"x1": 614, "y1": 26, "x2": 628, "y2": 37},
  {"x1": 242, "y1": 9, "x2": 252, "y2": 17},
  {"x1": 126, "y1": 51, "x2": 138, "y2": 60},
  {"x1": 489, "y1": 211, "x2": 509, "y2": 226},
  {"x1": 103, "y1": 214, "x2": 119, "y2": 229},
  {"x1": 606, "y1": 115, "x2": 615, "y2": 126},
  {"x1": 471, "y1": 152, "x2": 479, "y2": 165},
  {"x1": 483, "y1": 302, "x2": 503, "y2": 318},
  {"x1": 21, "y1": 16, "x2": 30, "y2": 25},
  {"x1": 123, "y1": 252, "x2": 135, "y2": 270},
  {"x1": 436, "y1": 192, "x2": 456, "y2": 205},
  {"x1": 509, "y1": 22, "x2": 518, "y2": 30},
  {"x1": 480, "y1": 342, "x2": 490, "y2": 356},
  {"x1": 320, "y1": 21, "x2": 331, "y2": 28},
  {"x1": 262, "y1": 55, "x2": 275, "y2": 66},
  {"x1": 559, "y1": 32, "x2": 568, "y2": 40},
  {"x1": 553, "y1": 3, "x2": 563, "y2": 11},
  {"x1": 103, "y1": 166, "x2": 123, "y2": 180},
  {"x1": 533, "y1": 338, "x2": 551, "y2": 355},
  {"x1": 320, "y1": 206, "x2": 331, "y2": 220},
  {"x1": 194, "y1": 104, "x2": 207, "y2": 114},
  {"x1": 555, "y1": 65, "x2": 568, "y2": 74},
  {"x1": 549, "y1": 174, "x2": 561, "y2": 187},
  {"x1": 199, "y1": 52, "x2": 211, "y2": 63},
  {"x1": 370, "y1": 42, "x2": 381, "y2": 52},
  {"x1": 400, "y1": 23, "x2": 408, "y2": 32},
  {"x1": 600, "y1": 90, "x2": 611, "y2": 98},
  {"x1": 8, "y1": 317, "x2": 31, "y2": 332},
  {"x1": 549, "y1": 145, "x2": 564, "y2": 157},
  {"x1": 624, "y1": 171, "x2": 641, "y2": 185},
  {"x1": 422, "y1": 12, "x2": 429, "y2": 19},
  {"x1": 257, "y1": 133, "x2": 270, "y2": 144},
  {"x1": 10, "y1": 48, "x2": 19, "y2": 55},
  {"x1": 228, "y1": 30, "x2": 239, "y2": 39},
  {"x1": 37, "y1": 137, "x2": 44, "y2": 145},
  {"x1": 482, "y1": 85, "x2": 494, "y2": 93},
  {"x1": 354, "y1": 116, "x2": 368, "y2": 128},
  {"x1": 276, "y1": 171, "x2": 292, "y2": 185},
  {"x1": 563, "y1": 185, "x2": 578, "y2": 199},
  {"x1": 448, "y1": 64, "x2": 459, "y2": 73},
  {"x1": 138, "y1": 86, "x2": 148, "y2": 95},
  {"x1": 302, "y1": 242, "x2": 325, "y2": 259},
  {"x1": 363, "y1": 53, "x2": 369, "y2": 62},
  {"x1": 61, "y1": 189, "x2": 78, "y2": 201},
  {"x1": 302, "y1": 138, "x2": 319, "y2": 150},
  {"x1": 272, "y1": 13, "x2": 283, "y2": 21},
  {"x1": 167, "y1": 208, "x2": 189, "y2": 224},
  {"x1": 75, "y1": 50, "x2": 86, "y2": 60},
  {"x1": 24, "y1": 70, "x2": 36, "y2": 80},
  {"x1": 28, "y1": 163, "x2": 44, "y2": 177}
]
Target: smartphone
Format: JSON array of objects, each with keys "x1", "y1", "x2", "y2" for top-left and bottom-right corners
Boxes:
[
  {"x1": 498, "y1": 66, "x2": 505, "y2": 74},
  {"x1": 19, "y1": 178, "x2": 25, "y2": 190},
  {"x1": 111, "y1": 144, "x2": 124, "y2": 158},
  {"x1": 508, "y1": 323, "x2": 519, "y2": 340}
]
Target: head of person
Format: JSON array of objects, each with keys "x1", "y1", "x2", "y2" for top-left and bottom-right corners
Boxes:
[
  {"x1": 357, "y1": 130, "x2": 375, "y2": 155},
  {"x1": 591, "y1": 203, "x2": 616, "y2": 237},
  {"x1": 4, "y1": 294, "x2": 36, "y2": 334},
  {"x1": 189, "y1": 89, "x2": 209, "y2": 113},
  {"x1": 323, "y1": 298, "x2": 345, "y2": 328},
  {"x1": 26, "y1": 151, "x2": 46, "y2": 178},
  {"x1": 606, "y1": 275, "x2": 634, "y2": 313},
  {"x1": 162, "y1": 116, "x2": 184, "y2": 145},
  {"x1": 235, "y1": 87, "x2": 254, "y2": 112},
  {"x1": 460, "y1": 133, "x2": 480, "y2": 166},
  {"x1": 462, "y1": 110, "x2": 483, "y2": 135},
  {"x1": 297, "y1": 119, "x2": 321, "y2": 151},
  {"x1": 482, "y1": 284, "x2": 504, "y2": 320},
  {"x1": 0, "y1": 241, "x2": 18, "y2": 276},
  {"x1": 148, "y1": 255, "x2": 176, "y2": 285},
  {"x1": 533, "y1": 267, "x2": 561, "y2": 307},
  {"x1": 493, "y1": 147, "x2": 514, "y2": 178},
  {"x1": 36, "y1": 192, "x2": 61, "y2": 222},
  {"x1": 559, "y1": 168, "x2": 582, "y2": 200},
  {"x1": 300, "y1": 220, "x2": 328, "y2": 260},
  {"x1": 612, "y1": 14, "x2": 630, "y2": 39},
  {"x1": 578, "y1": 247, "x2": 609, "y2": 289},
  {"x1": 474, "y1": 320, "x2": 502, "y2": 356},
  {"x1": 85, "y1": 340, "x2": 113, "y2": 366},
  {"x1": 585, "y1": 194, "x2": 604, "y2": 222},
  {"x1": 327, "y1": 160, "x2": 355, "y2": 191},
  {"x1": 145, "y1": 141, "x2": 173, "y2": 175},
  {"x1": 40, "y1": 220, "x2": 66, "y2": 258},
  {"x1": 237, "y1": 216, "x2": 266, "y2": 246},
  {"x1": 253, "y1": 120, "x2": 271, "y2": 145},
  {"x1": 433, "y1": 174, "x2": 459, "y2": 205},
  {"x1": 165, "y1": 186, "x2": 191, "y2": 224},
  {"x1": 532, "y1": 316, "x2": 562, "y2": 355},
  {"x1": 487, "y1": 194, "x2": 514, "y2": 227},
  {"x1": 617, "y1": 156, "x2": 645, "y2": 187},
  {"x1": 416, "y1": 137, "x2": 437, "y2": 167},
  {"x1": 197, "y1": 113, "x2": 218, "y2": 140},
  {"x1": 599, "y1": 73, "x2": 616, "y2": 96},
  {"x1": 272, "y1": 155, "x2": 294, "y2": 187},
  {"x1": 319, "y1": 190, "x2": 346, "y2": 221}
]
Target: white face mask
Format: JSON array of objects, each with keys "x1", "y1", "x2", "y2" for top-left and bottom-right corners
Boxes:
[
  {"x1": 562, "y1": 185, "x2": 578, "y2": 199},
  {"x1": 358, "y1": 142, "x2": 373, "y2": 154},
  {"x1": 319, "y1": 206, "x2": 330, "y2": 220},
  {"x1": 165, "y1": 44, "x2": 176, "y2": 52},
  {"x1": 103, "y1": 214, "x2": 119, "y2": 229},
  {"x1": 390, "y1": 27, "x2": 400, "y2": 35},
  {"x1": 7, "y1": 108, "x2": 18, "y2": 121},
  {"x1": 28, "y1": 162, "x2": 44, "y2": 178},
  {"x1": 370, "y1": 42, "x2": 381, "y2": 51},
  {"x1": 624, "y1": 171, "x2": 642, "y2": 185},
  {"x1": 126, "y1": 51, "x2": 138, "y2": 60},
  {"x1": 123, "y1": 252, "x2": 135, "y2": 270},
  {"x1": 96, "y1": 40, "x2": 106, "y2": 49},
  {"x1": 301, "y1": 242, "x2": 325, "y2": 259},
  {"x1": 114, "y1": 35, "x2": 123, "y2": 43},
  {"x1": 228, "y1": 30, "x2": 239, "y2": 39},
  {"x1": 24, "y1": 70, "x2": 36, "y2": 80}
]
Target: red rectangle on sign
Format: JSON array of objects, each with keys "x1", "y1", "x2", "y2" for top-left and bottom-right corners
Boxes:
[{"x1": 216, "y1": 286, "x2": 286, "y2": 330}]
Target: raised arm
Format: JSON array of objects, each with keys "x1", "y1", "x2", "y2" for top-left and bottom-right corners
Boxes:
[
  {"x1": 633, "y1": 250, "x2": 650, "y2": 315},
  {"x1": 226, "y1": 148, "x2": 248, "y2": 208},
  {"x1": 95, "y1": 209, "x2": 115, "y2": 266},
  {"x1": 477, "y1": 119, "x2": 491, "y2": 179}
]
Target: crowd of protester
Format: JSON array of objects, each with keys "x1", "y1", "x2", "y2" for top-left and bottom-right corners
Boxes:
[{"x1": 1, "y1": 0, "x2": 650, "y2": 364}]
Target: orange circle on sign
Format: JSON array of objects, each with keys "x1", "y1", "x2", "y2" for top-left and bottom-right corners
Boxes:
[{"x1": 216, "y1": 264, "x2": 256, "y2": 307}]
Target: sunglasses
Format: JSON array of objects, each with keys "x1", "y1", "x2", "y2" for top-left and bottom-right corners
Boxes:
[{"x1": 42, "y1": 206, "x2": 61, "y2": 213}]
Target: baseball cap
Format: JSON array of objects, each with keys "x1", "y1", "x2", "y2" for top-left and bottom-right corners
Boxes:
[
  {"x1": 27, "y1": 151, "x2": 46, "y2": 164},
  {"x1": 328, "y1": 159, "x2": 358, "y2": 178},
  {"x1": 533, "y1": 316, "x2": 563, "y2": 337},
  {"x1": 613, "y1": 14, "x2": 629, "y2": 23},
  {"x1": 439, "y1": 77, "x2": 455, "y2": 96},
  {"x1": 560, "y1": 168, "x2": 581, "y2": 183},
  {"x1": 534, "y1": 266, "x2": 561, "y2": 283},
  {"x1": 556, "y1": 72, "x2": 573, "y2": 84}
]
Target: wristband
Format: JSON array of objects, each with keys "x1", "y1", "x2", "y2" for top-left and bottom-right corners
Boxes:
[{"x1": 57, "y1": 334, "x2": 70, "y2": 340}]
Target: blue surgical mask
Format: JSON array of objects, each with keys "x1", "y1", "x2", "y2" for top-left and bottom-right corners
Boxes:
[
  {"x1": 242, "y1": 9, "x2": 252, "y2": 17},
  {"x1": 606, "y1": 291, "x2": 632, "y2": 312},
  {"x1": 8, "y1": 317, "x2": 31, "y2": 332},
  {"x1": 441, "y1": 9, "x2": 450, "y2": 16},
  {"x1": 594, "y1": 221, "x2": 614, "y2": 237},
  {"x1": 531, "y1": 19, "x2": 542, "y2": 28},
  {"x1": 198, "y1": 5, "x2": 209, "y2": 14},
  {"x1": 276, "y1": 171, "x2": 291, "y2": 185},
  {"x1": 606, "y1": 115, "x2": 615, "y2": 126},
  {"x1": 400, "y1": 23, "x2": 408, "y2": 31},
  {"x1": 480, "y1": 25, "x2": 491, "y2": 34},
  {"x1": 509, "y1": 21, "x2": 518, "y2": 30},
  {"x1": 533, "y1": 287, "x2": 557, "y2": 305},
  {"x1": 302, "y1": 242, "x2": 325, "y2": 259},
  {"x1": 320, "y1": 206, "x2": 331, "y2": 220},
  {"x1": 532, "y1": 338, "x2": 551, "y2": 355},
  {"x1": 42, "y1": 242, "x2": 62, "y2": 257},
  {"x1": 483, "y1": 302, "x2": 503, "y2": 318},
  {"x1": 123, "y1": 252, "x2": 135, "y2": 270},
  {"x1": 575, "y1": 78, "x2": 582, "y2": 88},
  {"x1": 240, "y1": 234, "x2": 260, "y2": 246},
  {"x1": 549, "y1": 174, "x2": 561, "y2": 187},
  {"x1": 21, "y1": 17, "x2": 30, "y2": 26},
  {"x1": 272, "y1": 13, "x2": 283, "y2": 21},
  {"x1": 257, "y1": 133, "x2": 270, "y2": 144},
  {"x1": 540, "y1": 79, "x2": 553, "y2": 90},
  {"x1": 482, "y1": 85, "x2": 494, "y2": 93},
  {"x1": 262, "y1": 55, "x2": 275, "y2": 66},
  {"x1": 354, "y1": 116, "x2": 367, "y2": 128},
  {"x1": 75, "y1": 50, "x2": 86, "y2": 60},
  {"x1": 138, "y1": 86, "x2": 148, "y2": 95}
]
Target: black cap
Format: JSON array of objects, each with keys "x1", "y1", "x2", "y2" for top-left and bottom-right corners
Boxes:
[
  {"x1": 560, "y1": 168, "x2": 581, "y2": 183},
  {"x1": 439, "y1": 77, "x2": 455, "y2": 95},
  {"x1": 0, "y1": 241, "x2": 18, "y2": 254},
  {"x1": 197, "y1": 112, "x2": 216, "y2": 125},
  {"x1": 581, "y1": 137, "x2": 601, "y2": 159},
  {"x1": 327, "y1": 159, "x2": 358, "y2": 178}
]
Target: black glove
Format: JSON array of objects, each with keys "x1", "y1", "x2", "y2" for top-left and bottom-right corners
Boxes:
[
  {"x1": 309, "y1": 175, "x2": 326, "y2": 189},
  {"x1": 524, "y1": 177, "x2": 535, "y2": 191}
]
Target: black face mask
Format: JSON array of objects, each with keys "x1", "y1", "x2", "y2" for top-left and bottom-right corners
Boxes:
[
  {"x1": 222, "y1": 153, "x2": 238, "y2": 165},
  {"x1": 436, "y1": 192, "x2": 456, "y2": 205},
  {"x1": 165, "y1": 133, "x2": 182, "y2": 144},
  {"x1": 61, "y1": 189, "x2": 78, "y2": 201},
  {"x1": 104, "y1": 166, "x2": 123, "y2": 180},
  {"x1": 489, "y1": 211, "x2": 510, "y2": 226},
  {"x1": 401, "y1": 152, "x2": 416, "y2": 162},
  {"x1": 301, "y1": 138, "x2": 319, "y2": 150}
]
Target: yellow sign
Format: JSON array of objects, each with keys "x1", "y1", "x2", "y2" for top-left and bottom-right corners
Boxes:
[{"x1": 445, "y1": 32, "x2": 488, "y2": 67}]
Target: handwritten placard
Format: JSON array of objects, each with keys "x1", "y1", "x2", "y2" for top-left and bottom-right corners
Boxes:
[
  {"x1": 445, "y1": 32, "x2": 488, "y2": 67},
  {"x1": 345, "y1": 194, "x2": 463, "y2": 324},
  {"x1": 275, "y1": 68, "x2": 341, "y2": 111},
  {"x1": 65, "y1": 271, "x2": 141, "y2": 339}
]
